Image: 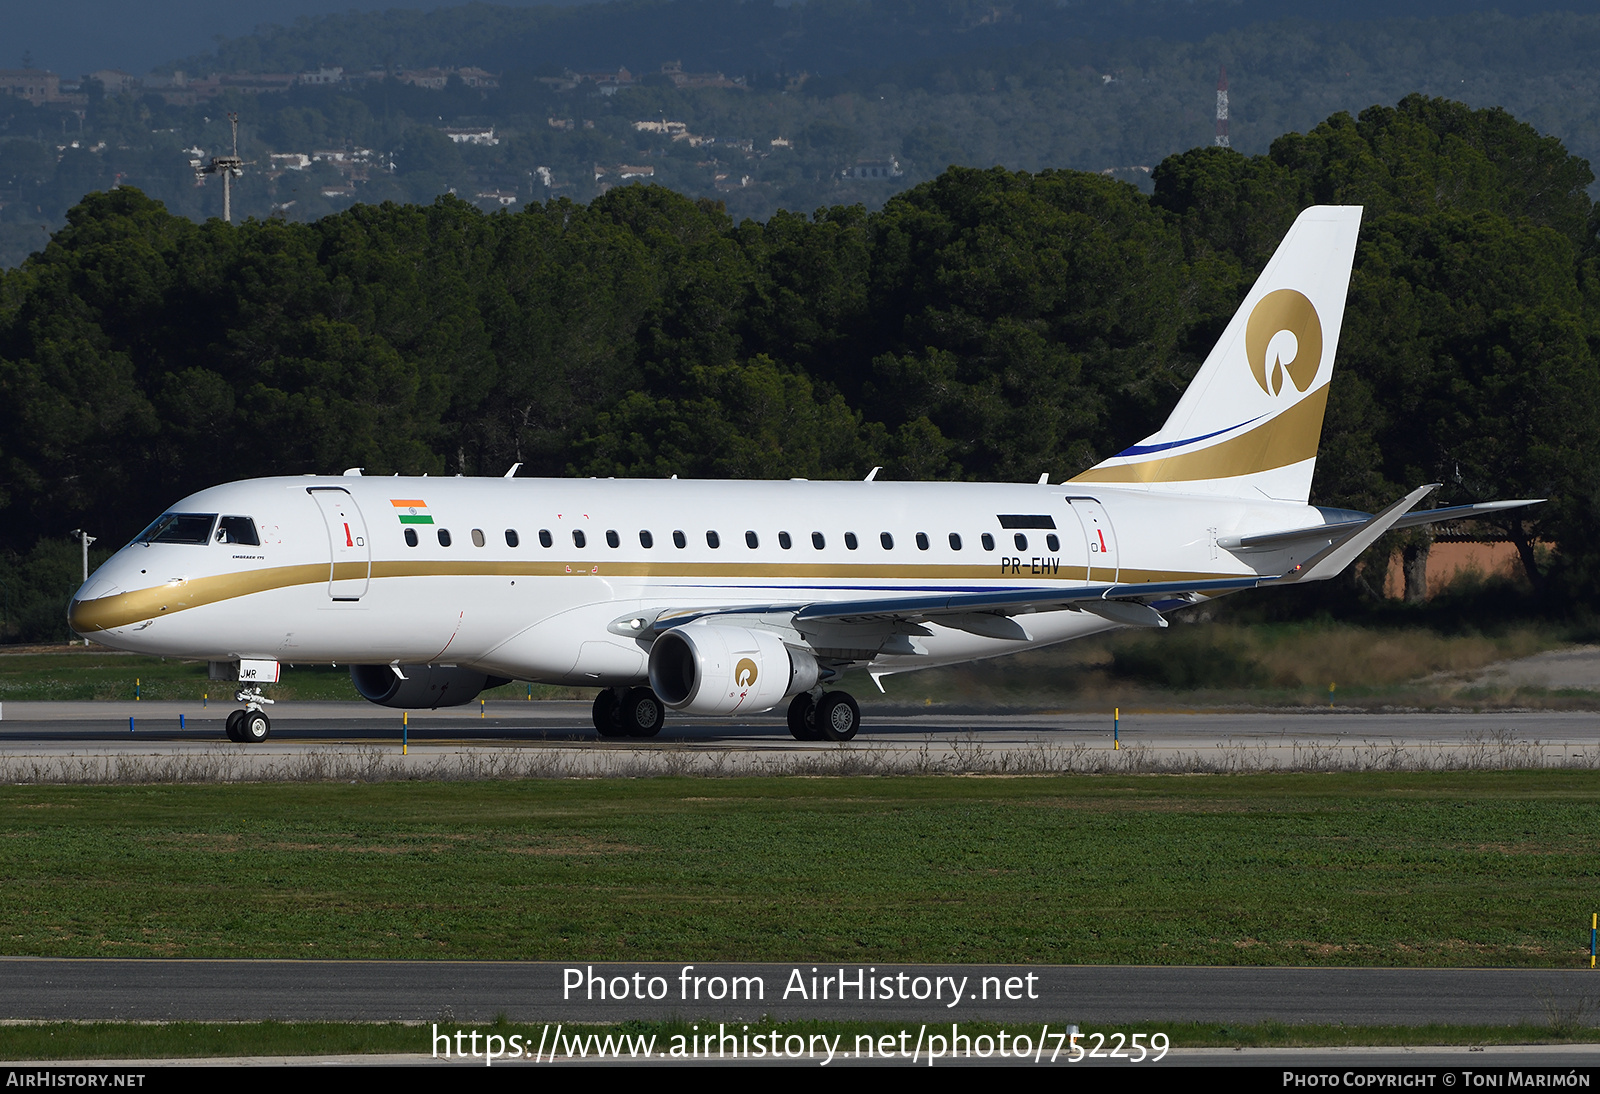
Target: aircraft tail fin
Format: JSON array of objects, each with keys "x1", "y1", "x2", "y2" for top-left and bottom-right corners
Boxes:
[{"x1": 1070, "y1": 205, "x2": 1363, "y2": 503}]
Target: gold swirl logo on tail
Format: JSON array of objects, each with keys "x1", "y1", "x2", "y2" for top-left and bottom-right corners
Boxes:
[
  {"x1": 735, "y1": 658, "x2": 758, "y2": 689},
  {"x1": 1246, "y1": 289, "x2": 1322, "y2": 396}
]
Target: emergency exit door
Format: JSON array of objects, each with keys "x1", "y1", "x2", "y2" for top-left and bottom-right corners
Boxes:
[{"x1": 1067, "y1": 497, "x2": 1119, "y2": 584}]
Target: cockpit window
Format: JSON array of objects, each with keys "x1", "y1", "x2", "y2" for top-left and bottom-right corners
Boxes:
[
  {"x1": 215, "y1": 516, "x2": 259, "y2": 546},
  {"x1": 135, "y1": 513, "x2": 217, "y2": 545}
]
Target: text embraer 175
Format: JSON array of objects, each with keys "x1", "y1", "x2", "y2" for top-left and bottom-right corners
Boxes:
[{"x1": 68, "y1": 206, "x2": 1536, "y2": 743}]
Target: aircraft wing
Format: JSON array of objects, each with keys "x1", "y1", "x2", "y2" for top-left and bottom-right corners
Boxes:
[{"x1": 612, "y1": 483, "x2": 1491, "y2": 646}]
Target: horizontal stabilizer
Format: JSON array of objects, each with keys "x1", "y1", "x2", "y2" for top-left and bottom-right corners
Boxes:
[
  {"x1": 1275, "y1": 483, "x2": 1438, "y2": 584},
  {"x1": 1222, "y1": 497, "x2": 1543, "y2": 554}
]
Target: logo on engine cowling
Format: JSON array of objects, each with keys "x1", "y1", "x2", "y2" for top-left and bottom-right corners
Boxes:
[{"x1": 735, "y1": 657, "x2": 758, "y2": 689}]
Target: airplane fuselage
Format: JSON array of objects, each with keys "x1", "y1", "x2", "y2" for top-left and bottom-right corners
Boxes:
[{"x1": 70, "y1": 475, "x2": 1321, "y2": 684}]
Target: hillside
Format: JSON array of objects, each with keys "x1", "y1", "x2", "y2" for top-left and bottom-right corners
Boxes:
[{"x1": 3, "y1": 7, "x2": 1600, "y2": 267}]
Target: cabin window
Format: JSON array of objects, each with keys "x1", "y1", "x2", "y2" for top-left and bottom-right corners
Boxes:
[
  {"x1": 572, "y1": 530, "x2": 586, "y2": 548},
  {"x1": 215, "y1": 516, "x2": 259, "y2": 546},
  {"x1": 1014, "y1": 533, "x2": 1028, "y2": 551},
  {"x1": 471, "y1": 529, "x2": 486, "y2": 548},
  {"x1": 438, "y1": 528, "x2": 452, "y2": 547},
  {"x1": 505, "y1": 529, "x2": 519, "y2": 547},
  {"x1": 639, "y1": 530, "x2": 653, "y2": 548},
  {"x1": 606, "y1": 530, "x2": 620, "y2": 548},
  {"x1": 778, "y1": 531, "x2": 792, "y2": 550},
  {"x1": 538, "y1": 529, "x2": 552, "y2": 548},
  {"x1": 673, "y1": 530, "x2": 687, "y2": 549},
  {"x1": 811, "y1": 532, "x2": 825, "y2": 550},
  {"x1": 880, "y1": 532, "x2": 894, "y2": 550},
  {"x1": 949, "y1": 533, "x2": 963, "y2": 551},
  {"x1": 916, "y1": 532, "x2": 930, "y2": 551},
  {"x1": 1046, "y1": 533, "x2": 1059, "y2": 552},
  {"x1": 405, "y1": 529, "x2": 418, "y2": 548},
  {"x1": 981, "y1": 533, "x2": 995, "y2": 551},
  {"x1": 745, "y1": 531, "x2": 759, "y2": 549},
  {"x1": 706, "y1": 531, "x2": 721, "y2": 549},
  {"x1": 844, "y1": 533, "x2": 859, "y2": 551}
]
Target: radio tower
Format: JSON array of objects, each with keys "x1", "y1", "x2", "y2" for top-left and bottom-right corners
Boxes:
[
  {"x1": 1214, "y1": 66, "x2": 1230, "y2": 148},
  {"x1": 197, "y1": 112, "x2": 252, "y2": 223}
]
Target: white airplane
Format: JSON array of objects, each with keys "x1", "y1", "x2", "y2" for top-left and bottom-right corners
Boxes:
[{"x1": 68, "y1": 205, "x2": 1536, "y2": 744}]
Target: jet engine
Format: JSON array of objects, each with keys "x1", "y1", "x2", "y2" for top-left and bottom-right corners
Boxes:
[
  {"x1": 647, "y1": 623, "x2": 819, "y2": 716},
  {"x1": 350, "y1": 664, "x2": 511, "y2": 709}
]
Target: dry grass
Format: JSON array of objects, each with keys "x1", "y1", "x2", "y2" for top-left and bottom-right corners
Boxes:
[
  {"x1": 1, "y1": 730, "x2": 1596, "y2": 784},
  {"x1": 895, "y1": 622, "x2": 1577, "y2": 709}
]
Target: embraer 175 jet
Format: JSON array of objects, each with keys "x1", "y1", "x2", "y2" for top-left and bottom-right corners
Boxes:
[{"x1": 68, "y1": 205, "x2": 1535, "y2": 744}]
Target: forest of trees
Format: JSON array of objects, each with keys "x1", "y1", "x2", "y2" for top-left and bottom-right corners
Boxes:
[
  {"x1": 1, "y1": 95, "x2": 1596, "y2": 639},
  {"x1": 4, "y1": 7, "x2": 1600, "y2": 268}
]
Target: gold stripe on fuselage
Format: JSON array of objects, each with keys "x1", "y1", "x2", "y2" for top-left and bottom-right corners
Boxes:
[{"x1": 67, "y1": 560, "x2": 1244, "y2": 633}]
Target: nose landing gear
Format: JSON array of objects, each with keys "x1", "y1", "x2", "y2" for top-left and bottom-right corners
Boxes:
[{"x1": 225, "y1": 686, "x2": 274, "y2": 743}]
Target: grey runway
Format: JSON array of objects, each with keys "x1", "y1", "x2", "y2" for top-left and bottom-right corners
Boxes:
[{"x1": 2, "y1": 958, "x2": 1597, "y2": 1027}]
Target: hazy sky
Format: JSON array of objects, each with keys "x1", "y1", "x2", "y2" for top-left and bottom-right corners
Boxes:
[{"x1": 6, "y1": 0, "x2": 591, "y2": 77}]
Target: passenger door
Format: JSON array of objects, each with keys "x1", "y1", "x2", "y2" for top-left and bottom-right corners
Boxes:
[{"x1": 309, "y1": 488, "x2": 371, "y2": 599}]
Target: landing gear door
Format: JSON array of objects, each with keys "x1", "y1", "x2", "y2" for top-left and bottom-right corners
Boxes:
[
  {"x1": 1067, "y1": 497, "x2": 1119, "y2": 584},
  {"x1": 309, "y1": 488, "x2": 371, "y2": 599}
]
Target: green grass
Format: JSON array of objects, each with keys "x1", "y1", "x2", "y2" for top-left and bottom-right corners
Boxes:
[
  {"x1": 2, "y1": 773, "x2": 1598, "y2": 965},
  {"x1": 1, "y1": 1019, "x2": 1596, "y2": 1061}
]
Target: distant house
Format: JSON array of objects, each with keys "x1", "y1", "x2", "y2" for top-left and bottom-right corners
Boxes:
[
  {"x1": 0, "y1": 69, "x2": 65, "y2": 106},
  {"x1": 633, "y1": 120, "x2": 688, "y2": 135},
  {"x1": 456, "y1": 67, "x2": 499, "y2": 89},
  {"x1": 846, "y1": 158, "x2": 903, "y2": 180},
  {"x1": 298, "y1": 67, "x2": 344, "y2": 86},
  {"x1": 85, "y1": 69, "x2": 141, "y2": 95},
  {"x1": 269, "y1": 153, "x2": 311, "y2": 172},
  {"x1": 659, "y1": 61, "x2": 746, "y2": 90},
  {"x1": 218, "y1": 72, "x2": 297, "y2": 94},
  {"x1": 396, "y1": 68, "x2": 450, "y2": 90},
  {"x1": 441, "y1": 127, "x2": 498, "y2": 146},
  {"x1": 476, "y1": 190, "x2": 518, "y2": 206},
  {"x1": 572, "y1": 68, "x2": 633, "y2": 90},
  {"x1": 594, "y1": 163, "x2": 655, "y2": 182}
]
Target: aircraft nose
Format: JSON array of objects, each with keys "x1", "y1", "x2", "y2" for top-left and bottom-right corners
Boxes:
[{"x1": 67, "y1": 582, "x2": 125, "y2": 635}]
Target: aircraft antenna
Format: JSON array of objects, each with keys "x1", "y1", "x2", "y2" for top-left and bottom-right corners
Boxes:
[
  {"x1": 196, "y1": 112, "x2": 253, "y2": 223},
  {"x1": 1214, "y1": 66, "x2": 1230, "y2": 148}
]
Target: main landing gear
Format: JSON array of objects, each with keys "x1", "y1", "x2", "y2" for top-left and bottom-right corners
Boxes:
[
  {"x1": 593, "y1": 686, "x2": 665, "y2": 739},
  {"x1": 787, "y1": 690, "x2": 860, "y2": 743},
  {"x1": 224, "y1": 686, "x2": 274, "y2": 744}
]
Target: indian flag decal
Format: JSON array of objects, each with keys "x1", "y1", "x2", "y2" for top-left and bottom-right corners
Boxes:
[{"x1": 391, "y1": 498, "x2": 434, "y2": 525}]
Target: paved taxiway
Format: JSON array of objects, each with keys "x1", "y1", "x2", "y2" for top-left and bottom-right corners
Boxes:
[
  {"x1": 0, "y1": 701, "x2": 1596, "y2": 773},
  {"x1": 3, "y1": 959, "x2": 1598, "y2": 1028}
]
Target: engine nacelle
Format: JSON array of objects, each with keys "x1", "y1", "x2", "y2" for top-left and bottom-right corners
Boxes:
[
  {"x1": 647, "y1": 623, "x2": 819, "y2": 715},
  {"x1": 350, "y1": 664, "x2": 510, "y2": 709}
]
